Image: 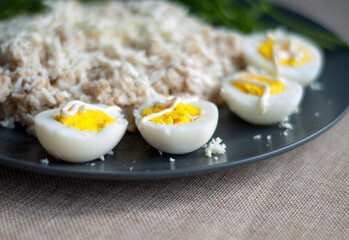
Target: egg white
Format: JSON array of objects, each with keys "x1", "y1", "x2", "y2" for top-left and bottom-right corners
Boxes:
[
  {"x1": 133, "y1": 97, "x2": 218, "y2": 154},
  {"x1": 220, "y1": 73, "x2": 303, "y2": 125},
  {"x1": 35, "y1": 105, "x2": 128, "y2": 163},
  {"x1": 243, "y1": 31, "x2": 323, "y2": 86}
]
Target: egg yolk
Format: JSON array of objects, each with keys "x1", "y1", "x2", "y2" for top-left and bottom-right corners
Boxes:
[
  {"x1": 142, "y1": 102, "x2": 200, "y2": 124},
  {"x1": 55, "y1": 110, "x2": 116, "y2": 132},
  {"x1": 233, "y1": 75, "x2": 285, "y2": 97},
  {"x1": 259, "y1": 39, "x2": 311, "y2": 66}
]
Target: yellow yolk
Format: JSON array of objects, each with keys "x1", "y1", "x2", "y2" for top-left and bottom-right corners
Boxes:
[
  {"x1": 233, "y1": 75, "x2": 285, "y2": 97},
  {"x1": 142, "y1": 102, "x2": 201, "y2": 125},
  {"x1": 259, "y1": 39, "x2": 311, "y2": 66},
  {"x1": 55, "y1": 110, "x2": 116, "y2": 132}
]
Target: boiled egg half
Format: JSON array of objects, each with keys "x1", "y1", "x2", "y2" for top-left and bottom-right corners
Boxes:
[
  {"x1": 35, "y1": 100, "x2": 128, "y2": 163},
  {"x1": 133, "y1": 96, "x2": 218, "y2": 154},
  {"x1": 220, "y1": 69, "x2": 303, "y2": 125},
  {"x1": 243, "y1": 29, "x2": 323, "y2": 86}
]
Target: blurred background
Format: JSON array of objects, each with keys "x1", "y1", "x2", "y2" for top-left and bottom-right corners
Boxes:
[
  {"x1": 0, "y1": 0, "x2": 348, "y2": 50},
  {"x1": 269, "y1": 0, "x2": 349, "y2": 41}
]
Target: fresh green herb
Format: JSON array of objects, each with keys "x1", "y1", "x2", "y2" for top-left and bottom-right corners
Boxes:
[
  {"x1": 0, "y1": 0, "x2": 46, "y2": 19},
  {"x1": 0, "y1": 0, "x2": 347, "y2": 51},
  {"x1": 245, "y1": 0, "x2": 349, "y2": 50},
  {"x1": 173, "y1": 0, "x2": 348, "y2": 51}
]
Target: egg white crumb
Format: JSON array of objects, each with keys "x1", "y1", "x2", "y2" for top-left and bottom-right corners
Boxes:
[
  {"x1": 310, "y1": 82, "x2": 324, "y2": 91},
  {"x1": 130, "y1": 166, "x2": 133, "y2": 171},
  {"x1": 40, "y1": 158, "x2": 49, "y2": 164},
  {"x1": 90, "y1": 162, "x2": 96, "y2": 166},
  {"x1": 107, "y1": 151, "x2": 114, "y2": 155},
  {"x1": 279, "y1": 121, "x2": 293, "y2": 130},
  {"x1": 214, "y1": 156, "x2": 218, "y2": 161},
  {"x1": 266, "y1": 135, "x2": 272, "y2": 142},
  {"x1": 315, "y1": 112, "x2": 320, "y2": 117},
  {"x1": 205, "y1": 137, "x2": 226, "y2": 157},
  {"x1": 253, "y1": 134, "x2": 262, "y2": 140},
  {"x1": 0, "y1": 118, "x2": 15, "y2": 129},
  {"x1": 169, "y1": 158, "x2": 175, "y2": 162},
  {"x1": 158, "y1": 150, "x2": 163, "y2": 156},
  {"x1": 99, "y1": 155, "x2": 105, "y2": 161}
]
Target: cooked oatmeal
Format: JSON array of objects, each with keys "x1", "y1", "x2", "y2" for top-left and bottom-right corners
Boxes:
[{"x1": 0, "y1": 0, "x2": 243, "y2": 133}]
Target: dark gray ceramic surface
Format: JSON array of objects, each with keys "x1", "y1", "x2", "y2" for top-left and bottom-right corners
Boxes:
[{"x1": 0, "y1": 7, "x2": 348, "y2": 180}]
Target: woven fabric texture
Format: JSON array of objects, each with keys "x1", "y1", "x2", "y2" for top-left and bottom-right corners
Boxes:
[
  {"x1": 0, "y1": 0, "x2": 349, "y2": 239},
  {"x1": 0, "y1": 113, "x2": 348, "y2": 240}
]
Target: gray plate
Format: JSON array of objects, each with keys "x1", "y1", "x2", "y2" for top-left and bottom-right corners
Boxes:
[{"x1": 0, "y1": 8, "x2": 348, "y2": 180}]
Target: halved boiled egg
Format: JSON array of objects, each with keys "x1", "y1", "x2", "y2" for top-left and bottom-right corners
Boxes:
[
  {"x1": 133, "y1": 96, "x2": 218, "y2": 154},
  {"x1": 243, "y1": 29, "x2": 323, "y2": 86},
  {"x1": 220, "y1": 69, "x2": 303, "y2": 125},
  {"x1": 35, "y1": 100, "x2": 128, "y2": 162}
]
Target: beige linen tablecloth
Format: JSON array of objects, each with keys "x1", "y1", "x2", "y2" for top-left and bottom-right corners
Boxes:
[{"x1": 1, "y1": 1, "x2": 348, "y2": 239}]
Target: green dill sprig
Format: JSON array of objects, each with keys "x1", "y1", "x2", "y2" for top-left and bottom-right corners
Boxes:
[
  {"x1": 0, "y1": 0, "x2": 46, "y2": 19},
  {"x1": 173, "y1": 0, "x2": 349, "y2": 51},
  {"x1": 245, "y1": 0, "x2": 349, "y2": 50}
]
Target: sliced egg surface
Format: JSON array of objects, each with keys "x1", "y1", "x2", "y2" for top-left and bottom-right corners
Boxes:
[
  {"x1": 35, "y1": 100, "x2": 128, "y2": 163},
  {"x1": 133, "y1": 96, "x2": 218, "y2": 154},
  {"x1": 243, "y1": 29, "x2": 323, "y2": 86},
  {"x1": 220, "y1": 70, "x2": 303, "y2": 125}
]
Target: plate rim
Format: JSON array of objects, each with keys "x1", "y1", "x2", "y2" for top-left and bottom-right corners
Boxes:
[
  {"x1": 1, "y1": 107, "x2": 347, "y2": 180},
  {"x1": 0, "y1": 4, "x2": 348, "y2": 180}
]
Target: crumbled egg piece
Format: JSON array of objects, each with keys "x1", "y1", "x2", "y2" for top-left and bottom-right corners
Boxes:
[
  {"x1": 40, "y1": 158, "x2": 50, "y2": 165},
  {"x1": 279, "y1": 121, "x2": 293, "y2": 130},
  {"x1": 134, "y1": 96, "x2": 218, "y2": 154},
  {"x1": 35, "y1": 100, "x2": 128, "y2": 163},
  {"x1": 253, "y1": 134, "x2": 262, "y2": 140},
  {"x1": 205, "y1": 137, "x2": 226, "y2": 157}
]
